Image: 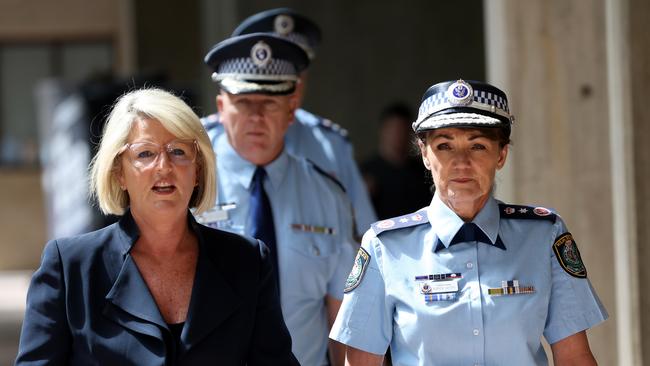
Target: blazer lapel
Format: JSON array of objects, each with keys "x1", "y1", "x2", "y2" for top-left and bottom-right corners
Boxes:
[
  {"x1": 182, "y1": 228, "x2": 242, "y2": 351},
  {"x1": 103, "y1": 210, "x2": 166, "y2": 341},
  {"x1": 104, "y1": 254, "x2": 167, "y2": 340}
]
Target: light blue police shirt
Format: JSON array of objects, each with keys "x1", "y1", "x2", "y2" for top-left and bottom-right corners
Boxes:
[
  {"x1": 201, "y1": 109, "x2": 377, "y2": 236},
  {"x1": 209, "y1": 133, "x2": 358, "y2": 366},
  {"x1": 330, "y1": 193, "x2": 608, "y2": 366}
]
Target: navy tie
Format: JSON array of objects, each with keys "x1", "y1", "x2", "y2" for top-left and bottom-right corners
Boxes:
[{"x1": 249, "y1": 167, "x2": 280, "y2": 290}]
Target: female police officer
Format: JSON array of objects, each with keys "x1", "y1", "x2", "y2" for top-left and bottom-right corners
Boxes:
[{"x1": 329, "y1": 79, "x2": 608, "y2": 365}]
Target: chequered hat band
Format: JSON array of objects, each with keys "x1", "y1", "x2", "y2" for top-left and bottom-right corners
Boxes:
[
  {"x1": 416, "y1": 90, "x2": 510, "y2": 125},
  {"x1": 214, "y1": 57, "x2": 297, "y2": 80}
]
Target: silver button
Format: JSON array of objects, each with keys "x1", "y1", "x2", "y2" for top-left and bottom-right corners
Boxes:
[
  {"x1": 473, "y1": 329, "x2": 480, "y2": 336},
  {"x1": 466, "y1": 262, "x2": 474, "y2": 269}
]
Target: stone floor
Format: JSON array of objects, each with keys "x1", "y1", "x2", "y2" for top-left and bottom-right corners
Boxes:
[{"x1": 0, "y1": 271, "x2": 31, "y2": 366}]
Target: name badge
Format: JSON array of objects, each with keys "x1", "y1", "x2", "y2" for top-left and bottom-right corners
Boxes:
[{"x1": 420, "y1": 280, "x2": 459, "y2": 294}]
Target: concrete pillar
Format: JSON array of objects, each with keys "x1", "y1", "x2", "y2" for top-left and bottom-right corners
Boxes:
[
  {"x1": 605, "y1": 0, "x2": 642, "y2": 364},
  {"x1": 628, "y1": 0, "x2": 650, "y2": 362},
  {"x1": 484, "y1": 0, "x2": 618, "y2": 364}
]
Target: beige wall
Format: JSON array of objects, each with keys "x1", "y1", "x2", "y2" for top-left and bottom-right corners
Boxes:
[
  {"x1": 485, "y1": 0, "x2": 618, "y2": 364},
  {"x1": 0, "y1": 0, "x2": 118, "y2": 39},
  {"x1": 0, "y1": 0, "x2": 135, "y2": 73},
  {"x1": 0, "y1": 169, "x2": 46, "y2": 269},
  {"x1": 0, "y1": 0, "x2": 130, "y2": 269}
]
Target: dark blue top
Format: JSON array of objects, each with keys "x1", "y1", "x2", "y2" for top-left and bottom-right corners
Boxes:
[{"x1": 15, "y1": 210, "x2": 299, "y2": 366}]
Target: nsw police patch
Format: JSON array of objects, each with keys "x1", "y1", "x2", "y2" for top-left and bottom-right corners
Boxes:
[
  {"x1": 344, "y1": 247, "x2": 370, "y2": 293},
  {"x1": 553, "y1": 233, "x2": 587, "y2": 278}
]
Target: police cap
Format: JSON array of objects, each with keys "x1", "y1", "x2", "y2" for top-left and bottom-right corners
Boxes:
[
  {"x1": 232, "y1": 8, "x2": 322, "y2": 60},
  {"x1": 412, "y1": 79, "x2": 514, "y2": 136},
  {"x1": 204, "y1": 33, "x2": 309, "y2": 95}
]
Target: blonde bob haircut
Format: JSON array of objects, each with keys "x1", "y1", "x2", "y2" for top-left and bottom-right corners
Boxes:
[{"x1": 89, "y1": 88, "x2": 216, "y2": 215}]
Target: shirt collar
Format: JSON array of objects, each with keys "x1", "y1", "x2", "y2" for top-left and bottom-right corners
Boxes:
[
  {"x1": 216, "y1": 133, "x2": 288, "y2": 191},
  {"x1": 428, "y1": 193, "x2": 504, "y2": 252}
]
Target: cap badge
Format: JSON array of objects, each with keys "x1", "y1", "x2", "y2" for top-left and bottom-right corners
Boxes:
[
  {"x1": 251, "y1": 41, "x2": 272, "y2": 68},
  {"x1": 274, "y1": 14, "x2": 294, "y2": 36},
  {"x1": 447, "y1": 79, "x2": 474, "y2": 106}
]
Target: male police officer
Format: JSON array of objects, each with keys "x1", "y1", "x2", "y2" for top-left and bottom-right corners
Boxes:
[
  {"x1": 202, "y1": 8, "x2": 376, "y2": 237},
  {"x1": 201, "y1": 33, "x2": 356, "y2": 366}
]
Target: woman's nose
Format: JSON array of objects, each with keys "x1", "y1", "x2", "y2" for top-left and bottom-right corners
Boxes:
[
  {"x1": 452, "y1": 150, "x2": 471, "y2": 165},
  {"x1": 155, "y1": 150, "x2": 173, "y2": 171}
]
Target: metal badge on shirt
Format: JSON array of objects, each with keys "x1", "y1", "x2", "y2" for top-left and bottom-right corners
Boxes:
[
  {"x1": 415, "y1": 273, "x2": 462, "y2": 302},
  {"x1": 194, "y1": 202, "x2": 237, "y2": 229}
]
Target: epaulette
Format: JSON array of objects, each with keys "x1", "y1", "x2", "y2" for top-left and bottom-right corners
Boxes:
[
  {"x1": 371, "y1": 210, "x2": 429, "y2": 235},
  {"x1": 498, "y1": 204, "x2": 557, "y2": 222},
  {"x1": 319, "y1": 118, "x2": 349, "y2": 139},
  {"x1": 295, "y1": 109, "x2": 349, "y2": 140},
  {"x1": 307, "y1": 159, "x2": 346, "y2": 193},
  {"x1": 201, "y1": 113, "x2": 221, "y2": 128}
]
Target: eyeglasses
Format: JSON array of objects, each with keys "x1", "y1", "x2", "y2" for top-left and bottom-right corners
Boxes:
[{"x1": 119, "y1": 139, "x2": 198, "y2": 169}]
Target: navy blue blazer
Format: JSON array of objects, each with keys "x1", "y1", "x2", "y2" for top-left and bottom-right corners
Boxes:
[{"x1": 15, "y1": 211, "x2": 299, "y2": 365}]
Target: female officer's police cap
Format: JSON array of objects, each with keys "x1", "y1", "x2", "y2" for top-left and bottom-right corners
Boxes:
[
  {"x1": 204, "y1": 33, "x2": 309, "y2": 95},
  {"x1": 232, "y1": 8, "x2": 322, "y2": 60},
  {"x1": 412, "y1": 79, "x2": 514, "y2": 136}
]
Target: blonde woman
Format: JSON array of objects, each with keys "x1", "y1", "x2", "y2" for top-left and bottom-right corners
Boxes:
[{"x1": 16, "y1": 88, "x2": 298, "y2": 365}]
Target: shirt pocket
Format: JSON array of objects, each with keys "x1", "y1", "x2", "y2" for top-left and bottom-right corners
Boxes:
[
  {"x1": 281, "y1": 229, "x2": 340, "y2": 299},
  {"x1": 285, "y1": 226, "x2": 339, "y2": 259}
]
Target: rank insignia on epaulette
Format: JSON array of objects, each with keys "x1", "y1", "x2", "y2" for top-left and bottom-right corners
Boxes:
[
  {"x1": 553, "y1": 232, "x2": 587, "y2": 278},
  {"x1": 499, "y1": 204, "x2": 556, "y2": 222},
  {"x1": 344, "y1": 247, "x2": 370, "y2": 293},
  {"x1": 371, "y1": 210, "x2": 429, "y2": 235},
  {"x1": 290, "y1": 223, "x2": 335, "y2": 235}
]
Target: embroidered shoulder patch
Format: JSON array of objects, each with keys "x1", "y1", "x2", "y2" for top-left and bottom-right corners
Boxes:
[
  {"x1": 553, "y1": 232, "x2": 587, "y2": 278},
  {"x1": 344, "y1": 247, "x2": 370, "y2": 293},
  {"x1": 498, "y1": 204, "x2": 557, "y2": 222},
  {"x1": 371, "y1": 210, "x2": 429, "y2": 236}
]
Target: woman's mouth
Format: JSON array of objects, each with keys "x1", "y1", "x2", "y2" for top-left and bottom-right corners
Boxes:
[{"x1": 152, "y1": 183, "x2": 176, "y2": 194}]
